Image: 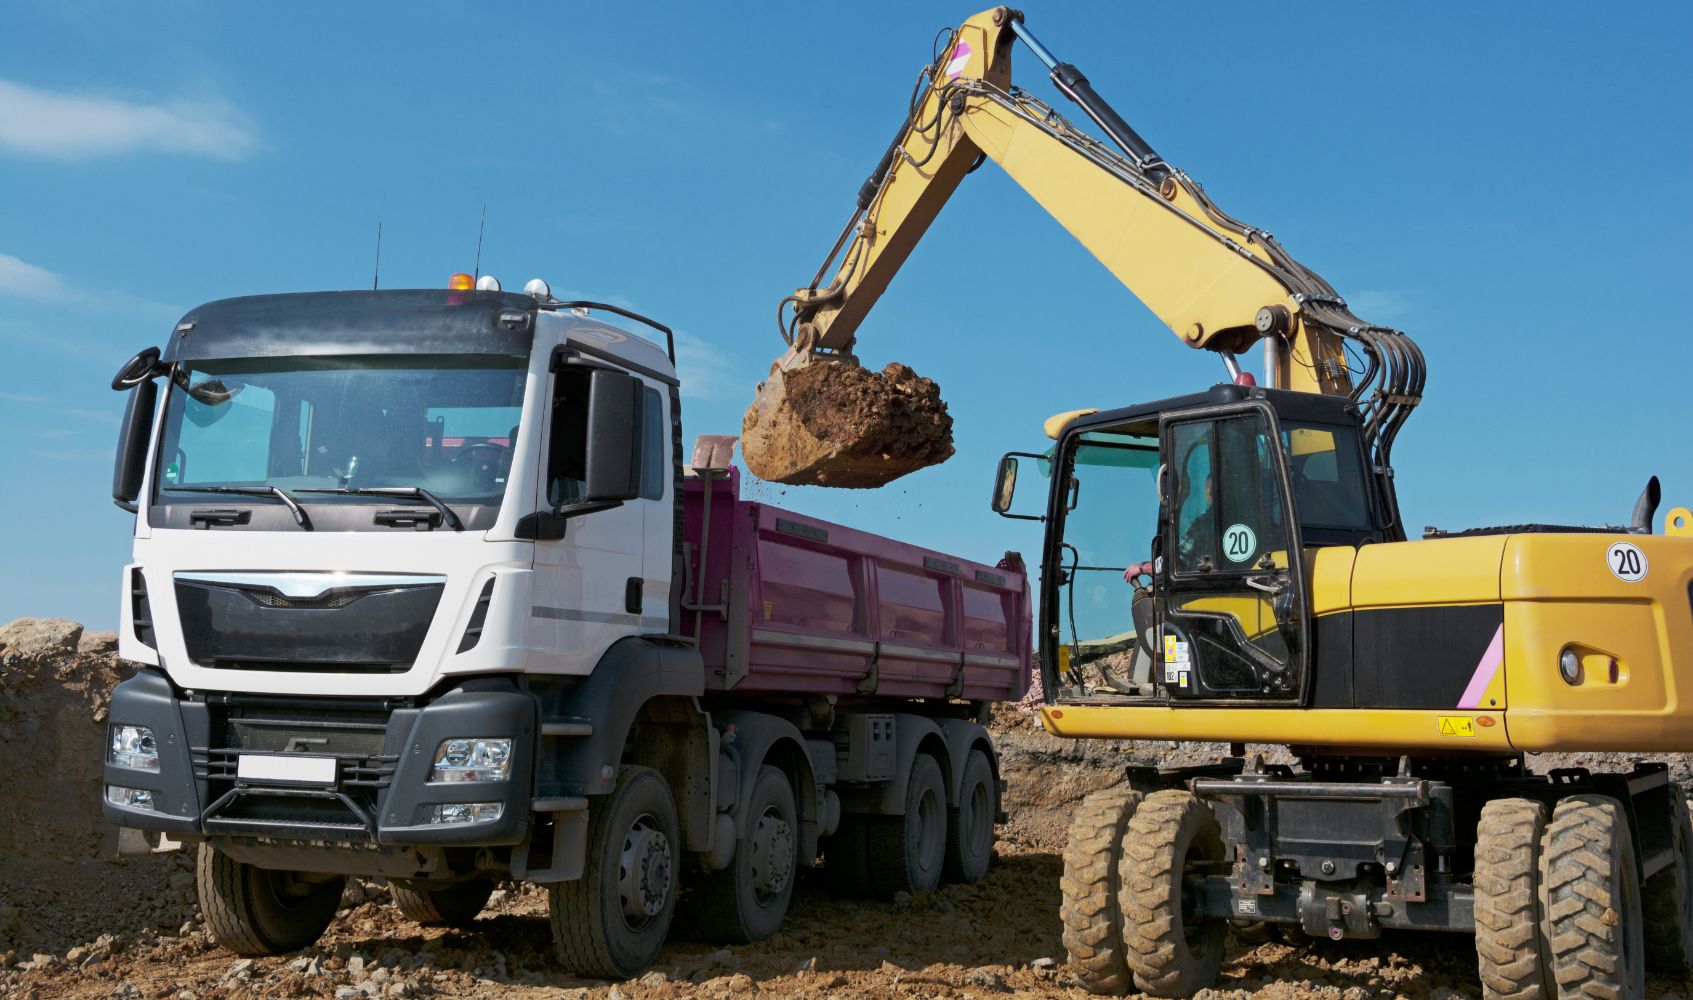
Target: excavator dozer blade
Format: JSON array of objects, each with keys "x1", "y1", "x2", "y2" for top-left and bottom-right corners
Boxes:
[{"x1": 740, "y1": 361, "x2": 954, "y2": 489}]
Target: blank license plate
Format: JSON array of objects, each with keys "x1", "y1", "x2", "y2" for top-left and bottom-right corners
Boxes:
[{"x1": 237, "y1": 754, "x2": 337, "y2": 785}]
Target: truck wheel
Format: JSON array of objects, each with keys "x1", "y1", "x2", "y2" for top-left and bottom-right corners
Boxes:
[
  {"x1": 1120, "y1": 789, "x2": 1226, "y2": 998},
  {"x1": 1542, "y1": 794, "x2": 1645, "y2": 1000},
  {"x1": 196, "y1": 843, "x2": 344, "y2": 955},
  {"x1": 549, "y1": 765, "x2": 679, "y2": 979},
  {"x1": 823, "y1": 811, "x2": 872, "y2": 897},
  {"x1": 1474, "y1": 797, "x2": 1552, "y2": 1000},
  {"x1": 943, "y1": 749, "x2": 997, "y2": 885},
  {"x1": 1060, "y1": 785, "x2": 1143, "y2": 995},
  {"x1": 688, "y1": 765, "x2": 798, "y2": 943},
  {"x1": 867, "y1": 752, "x2": 947, "y2": 896},
  {"x1": 390, "y1": 875, "x2": 496, "y2": 927},
  {"x1": 1642, "y1": 794, "x2": 1693, "y2": 973}
]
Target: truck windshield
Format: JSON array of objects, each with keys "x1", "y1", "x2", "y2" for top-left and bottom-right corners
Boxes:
[{"x1": 154, "y1": 354, "x2": 528, "y2": 505}]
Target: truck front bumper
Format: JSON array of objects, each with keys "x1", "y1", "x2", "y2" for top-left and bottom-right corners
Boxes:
[{"x1": 101, "y1": 668, "x2": 537, "y2": 848}]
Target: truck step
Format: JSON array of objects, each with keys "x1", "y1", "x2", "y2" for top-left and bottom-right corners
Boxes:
[
  {"x1": 532, "y1": 796, "x2": 589, "y2": 813},
  {"x1": 542, "y1": 720, "x2": 594, "y2": 737}
]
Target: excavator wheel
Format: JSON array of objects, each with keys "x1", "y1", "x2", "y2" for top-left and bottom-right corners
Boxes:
[
  {"x1": 1541, "y1": 795, "x2": 1646, "y2": 1000},
  {"x1": 740, "y1": 361, "x2": 953, "y2": 488},
  {"x1": 1642, "y1": 794, "x2": 1693, "y2": 973},
  {"x1": 1120, "y1": 789, "x2": 1226, "y2": 998},
  {"x1": 1473, "y1": 798, "x2": 1552, "y2": 1000},
  {"x1": 1059, "y1": 785, "x2": 1143, "y2": 995}
]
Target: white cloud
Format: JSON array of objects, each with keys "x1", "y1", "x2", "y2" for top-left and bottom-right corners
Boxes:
[
  {"x1": 0, "y1": 78, "x2": 257, "y2": 160},
  {"x1": 672, "y1": 329, "x2": 738, "y2": 403},
  {"x1": 0, "y1": 252, "x2": 68, "y2": 300}
]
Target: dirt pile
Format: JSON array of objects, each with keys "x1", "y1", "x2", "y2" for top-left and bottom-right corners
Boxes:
[{"x1": 741, "y1": 361, "x2": 953, "y2": 488}]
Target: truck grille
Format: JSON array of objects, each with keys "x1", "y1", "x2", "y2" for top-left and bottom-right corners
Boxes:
[{"x1": 174, "y1": 574, "x2": 442, "y2": 672}]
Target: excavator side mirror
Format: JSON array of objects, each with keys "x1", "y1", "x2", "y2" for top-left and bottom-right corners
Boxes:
[{"x1": 991, "y1": 452, "x2": 1047, "y2": 521}]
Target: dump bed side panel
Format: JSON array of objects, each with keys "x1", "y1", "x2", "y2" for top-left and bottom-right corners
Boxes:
[{"x1": 681, "y1": 471, "x2": 1029, "y2": 702}]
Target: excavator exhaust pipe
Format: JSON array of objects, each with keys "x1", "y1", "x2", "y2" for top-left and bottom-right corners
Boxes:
[{"x1": 740, "y1": 358, "x2": 955, "y2": 489}]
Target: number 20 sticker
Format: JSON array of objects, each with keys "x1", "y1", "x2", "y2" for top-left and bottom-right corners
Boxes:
[
  {"x1": 1223, "y1": 523, "x2": 1257, "y2": 563},
  {"x1": 1607, "y1": 541, "x2": 1648, "y2": 582}
]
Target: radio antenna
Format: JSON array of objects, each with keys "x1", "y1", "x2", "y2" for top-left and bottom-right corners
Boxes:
[
  {"x1": 473, "y1": 205, "x2": 486, "y2": 281},
  {"x1": 372, "y1": 221, "x2": 383, "y2": 290}
]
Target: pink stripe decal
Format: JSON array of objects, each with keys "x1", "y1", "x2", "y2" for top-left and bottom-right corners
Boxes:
[{"x1": 1457, "y1": 625, "x2": 1505, "y2": 709}]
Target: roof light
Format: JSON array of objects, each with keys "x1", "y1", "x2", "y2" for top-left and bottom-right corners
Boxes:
[
  {"x1": 449, "y1": 273, "x2": 475, "y2": 290},
  {"x1": 523, "y1": 278, "x2": 551, "y2": 300},
  {"x1": 475, "y1": 275, "x2": 502, "y2": 292}
]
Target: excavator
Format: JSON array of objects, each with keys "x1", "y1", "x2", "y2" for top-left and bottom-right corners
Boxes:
[{"x1": 744, "y1": 9, "x2": 1693, "y2": 1000}]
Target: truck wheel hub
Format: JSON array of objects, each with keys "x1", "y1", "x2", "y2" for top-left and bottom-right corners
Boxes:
[
  {"x1": 618, "y1": 816, "x2": 671, "y2": 922},
  {"x1": 750, "y1": 808, "x2": 794, "y2": 899}
]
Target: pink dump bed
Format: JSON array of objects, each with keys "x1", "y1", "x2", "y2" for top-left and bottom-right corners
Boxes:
[{"x1": 681, "y1": 469, "x2": 1030, "y2": 703}]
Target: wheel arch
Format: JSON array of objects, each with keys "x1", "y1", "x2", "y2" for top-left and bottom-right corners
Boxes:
[{"x1": 711, "y1": 709, "x2": 820, "y2": 864}]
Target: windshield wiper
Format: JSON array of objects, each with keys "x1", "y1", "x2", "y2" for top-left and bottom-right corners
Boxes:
[
  {"x1": 297, "y1": 487, "x2": 464, "y2": 531},
  {"x1": 163, "y1": 485, "x2": 313, "y2": 529}
]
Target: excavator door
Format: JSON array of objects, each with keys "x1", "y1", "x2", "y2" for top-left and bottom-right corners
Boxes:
[{"x1": 1156, "y1": 400, "x2": 1311, "y2": 703}]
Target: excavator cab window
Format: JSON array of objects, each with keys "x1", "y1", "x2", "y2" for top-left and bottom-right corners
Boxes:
[{"x1": 1157, "y1": 404, "x2": 1310, "y2": 703}]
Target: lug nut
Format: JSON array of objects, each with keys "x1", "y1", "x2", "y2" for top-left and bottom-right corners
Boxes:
[{"x1": 1320, "y1": 860, "x2": 1336, "y2": 875}]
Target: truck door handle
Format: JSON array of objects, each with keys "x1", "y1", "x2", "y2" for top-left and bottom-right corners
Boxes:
[{"x1": 625, "y1": 577, "x2": 643, "y2": 615}]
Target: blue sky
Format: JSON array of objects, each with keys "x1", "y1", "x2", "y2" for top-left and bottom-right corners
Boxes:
[{"x1": 2, "y1": 2, "x2": 1689, "y2": 630}]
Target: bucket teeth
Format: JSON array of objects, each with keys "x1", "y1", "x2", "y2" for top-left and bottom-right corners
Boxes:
[{"x1": 740, "y1": 361, "x2": 954, "y2": 489}]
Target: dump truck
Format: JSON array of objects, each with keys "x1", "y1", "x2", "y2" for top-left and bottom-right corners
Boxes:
[
  {"x1": 746, "y1": 8, "x2": 1693, "y2": 999},
  {"x1": 101, "y1": 277, "x2": 1029, "y2": 978}
]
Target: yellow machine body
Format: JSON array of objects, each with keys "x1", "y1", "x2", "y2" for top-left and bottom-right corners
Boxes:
[{"x1": 1043, "y1": 531, "x2": 1693, "y2": 752}]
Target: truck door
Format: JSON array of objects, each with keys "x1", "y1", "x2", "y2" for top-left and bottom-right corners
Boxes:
[
  {"x1": 1156, "y1": 404, "x2": 1311, "y2": 704},
  {"x1": 529, "y1": 364, "x2": 654, "y2": 669}
]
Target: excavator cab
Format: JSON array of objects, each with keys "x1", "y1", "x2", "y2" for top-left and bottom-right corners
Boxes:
[{"x1": 995, "y1": 383, "x2": 1389, "y2": 708}]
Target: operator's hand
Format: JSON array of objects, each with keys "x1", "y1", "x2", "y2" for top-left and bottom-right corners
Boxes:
[{"x1": 1123, "y1": 561, "x2": 1154, "y2": 584}]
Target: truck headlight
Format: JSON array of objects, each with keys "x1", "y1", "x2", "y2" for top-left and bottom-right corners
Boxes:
[
  {"x1": 106, "y1": 785, "x2": 156, "y2": 811},
  {"x1": 429, "y1": 738, "x2": 512, "y2": 783},
  {"x1": 109, "y1": 725, "x2": 159, "y2": 772},
  {"x1": 428, "y1": 802, "x2": 503, "y2": 824}
]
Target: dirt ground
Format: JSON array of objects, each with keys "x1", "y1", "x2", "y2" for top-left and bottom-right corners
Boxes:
[{"x1": 2, "y1": 617, "x2": 1689, "y2": 1000}]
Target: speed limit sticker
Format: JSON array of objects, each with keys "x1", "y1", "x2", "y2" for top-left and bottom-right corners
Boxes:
[
  {"x1": 1222, "y1": 523, "x2": 1257, "y2": 563},
  {"x1": 1607, "y1": 541, "x2": 1648, "y2": 582}
]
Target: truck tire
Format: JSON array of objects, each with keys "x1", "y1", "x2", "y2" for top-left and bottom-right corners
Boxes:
[
  {"x1": 548, "y1": 765, "x2": 680, "y2": 979},
  {"x1": 1474, "y1": 797, "x2": 1552, "y2": 1000},
  {"x1": 823, "y1": 811, "x2": 872, "y2": 897},
  {"x1": 943, "y1": 749, "x2": 997, "y2": 885},
  {"x1": 1120, "y1": 789, "x2": 1226, "y2": 998},
  {"x1": 1541, "y1": 794, "x2": 1645, "y2": 1000},
  {"x1": 1642, "y1": 794, "x2": 1693, "y2": 973},
  {"x1": 390, "y1": 875, "x2": 496, "y2": 928},
  {"x1": 866, "y1": 752, "x2": 947, "y2": 896},
  {"x1": 1060, "y1": 786, "x2": 1143, "y2": 995},
  {"x1": 687, "y1": 765, "x2": 798, "y2": 944},
  {"x1": 196, "y1": 843, "x2": 344, "y2": 956}
]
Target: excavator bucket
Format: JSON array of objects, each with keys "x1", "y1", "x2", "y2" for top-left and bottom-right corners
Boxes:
[{"x1": 740, "y1": 360, "x2": 954, "y2": 488}]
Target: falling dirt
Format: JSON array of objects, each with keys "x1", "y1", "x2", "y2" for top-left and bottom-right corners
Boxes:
[
  {"x1": 740, "y1": 361, "x2": 953, "y2": 489},
  {"x1": 3, "y1": 618, "x2": 1690, "y2": 1000}
]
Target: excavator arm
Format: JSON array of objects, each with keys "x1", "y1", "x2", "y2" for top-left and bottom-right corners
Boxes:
[{"x1": 742, "y1": 7, "x2": 1423, "y2": 493}]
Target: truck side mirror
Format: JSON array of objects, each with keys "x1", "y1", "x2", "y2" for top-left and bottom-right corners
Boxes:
[
  {"x1": 112, "y1": 378, "x2": 158, "y2": 509},
  {"x1": 991, "y1": 455, "x2": 1018, "y2": 513},
  {"x1": 583, "y1": 368, "x2": 644, "y2": 502}
]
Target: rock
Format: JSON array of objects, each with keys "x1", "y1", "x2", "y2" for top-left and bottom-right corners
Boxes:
[
  {"x1": 891, "y1": 890, "x2": 913, "y2": 911},
  {"x1": 639, "y1": 971, "x2": 670, "y2": 986},
  {"x1": 335, "y1": 989, "x2": 362, "y2": 1000},
  {"x1": 878, "y1": 960, "x2": 902, "y2": 974},
  {"x1": 1031, "y1": 955, "x2": 1058, "y2": 978},
  {"x1": 795, "y1": 956, "x2": 817, "y2": 975},
  {"x1": 1431, "y1": 990, "x2": 1472, "y2": 1000},
  {"x1": 30, "y1": 953, "x2": 53, "y2": 970},
  {"x1": 966, "y1": 967, "x2": 1006, "y2": 991},
  {"x1": 705, "y1": 948, "x2": 735, "y2": 964},
  {"x1": 608, "y1": 986, "x2": 627, "y2": 1000},
  {"x1": 77, "y1": 630, "x2": 118, "y2": 654},
  {"x1": 0, "y1": 618, "x2": 83, "y2": 662},
  {"x1": 385, "y1": 984, "x2": 412, "y2": 999},
  {"x1": 727, "y1": 972, "x2": 755, "y2": 993},
  {"x1": 818, "y1": 973, "x2": 847, "y2": 989},
  {"x1": 64, "y1": 946, "x2": 88, "y2": 964},
  {"x1": 347, "y1": 955, "x2": 367, "y2": 978}
]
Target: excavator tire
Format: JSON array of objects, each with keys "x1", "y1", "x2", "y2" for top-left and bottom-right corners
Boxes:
[
  {"x1": 1120, "y1": 789, "x2": 1226, "y2": 998},
  {"x1": 740, "y1": 361, "x2": 953, "y2": 488},
  {"x1": 1474, "y1": 798, "x2": 1552, "y2": 1000},
  {"x1": 1060, "y1": 785, "x2": 1143, "y2": 995},
  {"x1": 1541, "y1": 794, "x2": 1646, "y2": 1000},
  {"x1": 1641, "y1": 795, "x2": 1693, "y2": 973}
]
